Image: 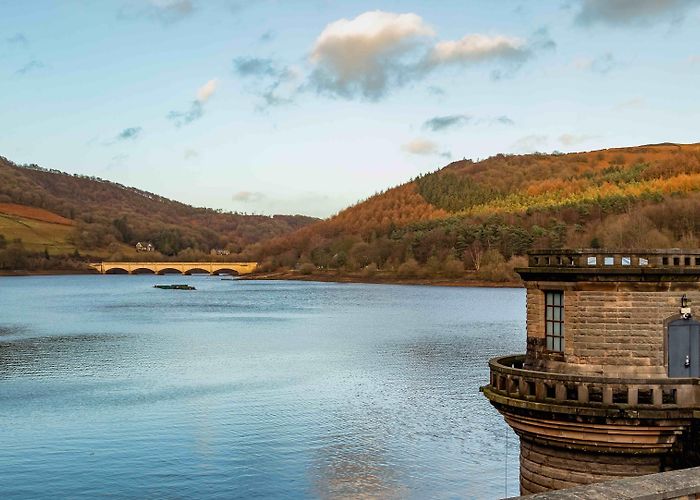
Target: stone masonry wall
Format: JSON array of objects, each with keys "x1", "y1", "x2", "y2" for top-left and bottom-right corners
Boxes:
[{"x1": 525, "y1": 283, "x2": 700, "y2": 376}]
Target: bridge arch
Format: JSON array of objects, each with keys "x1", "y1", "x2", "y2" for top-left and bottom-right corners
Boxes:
[
  {"x1": 184, "y1": 267, "x2": 209, "y2": 275},
  {"x1": 213, "y1": 268, "x2": 240, "y2": 276},
  {"x1": 157, "y1": 268, "x2": 183, "y2": 275},
  {"x1": 105, "y1": 267, "x2": 129, "y2": 274},
  {"x1": 131, "y1": 267, "x2": 156, "y2": 275}
]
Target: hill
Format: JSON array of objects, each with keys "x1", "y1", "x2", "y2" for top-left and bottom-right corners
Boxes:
[
  {"x1": 0, "y1": 156, "x2": 318, "y2": 271},
  {"x1": 249, "y1": 142, "x2": 700, "y2": 282}
]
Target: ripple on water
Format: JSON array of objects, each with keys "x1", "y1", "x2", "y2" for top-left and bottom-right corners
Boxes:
[{"x1": 0, "y1": 277, "x2": 523, "y2": 499}]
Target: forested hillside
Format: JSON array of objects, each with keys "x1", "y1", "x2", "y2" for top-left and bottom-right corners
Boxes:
[
  {"x1": 0, "y1": 156, "x2": 317, "y2": 270},
  {"x1": 248, "y1": 143, "x2": 700, "y2": 282}
]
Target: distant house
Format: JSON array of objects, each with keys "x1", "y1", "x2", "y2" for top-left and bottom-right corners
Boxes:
[
  {"x1": 135, "y1": 242, "x2": 155, "y2": 252},
  {"x1": 210, "y1": 248, "x2": 230, "y2": 256}
]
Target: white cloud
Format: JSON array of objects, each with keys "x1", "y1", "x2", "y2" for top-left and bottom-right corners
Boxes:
[
  {"x1": 196, "y1": 78, "x2": 218, "y2": 102},
  {"x1": 307, "y1": 10, "x2": 539, "y2": 100},
  {"x1": 402, "y1": 138, "x2": 439, "y2": 156},
  {"x1": 424, "y1": 34, "x2": 527, "y2": 67},
  {"x1": 309, "y1": 11, "x2": 433, "y2": 100}
]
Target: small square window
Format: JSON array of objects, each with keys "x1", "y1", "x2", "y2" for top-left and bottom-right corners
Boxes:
[
  {"x1": 604, "y1": 256, "x2": 614, "y2": 266},
  {"x1": 662, "y1": 257, "x2": 669, "y2": 265},
  {"x1": 685, "y1": 257, "x2": 691, "y2": 266},
  {"x1": 695, "y1": 257, "x2": 700, "y2": 266},
  {"x1": 587, "y1": 256, "x2": 597, "y2": 266},
  {"x1": 639, "y1": 257, "x2": 649, "y2": 266},
  {"x1": 621, "y1": 257, "x2": 631, "y2": 266},
  {"x1": 674, "y1": 257, "x2": 680, "y2": 266}
]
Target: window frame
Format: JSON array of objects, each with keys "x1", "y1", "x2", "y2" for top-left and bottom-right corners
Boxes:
[{"x1": 545, "y1": 291, "x2": 565, "y2": 352}]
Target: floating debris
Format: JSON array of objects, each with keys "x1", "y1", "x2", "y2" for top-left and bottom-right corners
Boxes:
[{"x1": 153, "y1": 284, "x2": 196, "y2": 290}]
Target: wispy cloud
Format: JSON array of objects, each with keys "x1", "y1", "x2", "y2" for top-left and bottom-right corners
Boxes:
[
  {"x1": 233, "y1": 57, "x2": 297, "y2": 108},
  {"x1": 306, "y1": 10, "x2": 546, "y2": 101},
  {"x1": 167, "y1": 78, "x2": 218, "y2": 126},
  {"x1": 259, "y1": 30, "x2": 275, "y2": 43},
  {"x1": 119, "y1": 0, "x2": 195, "y2": 24},
  {"x1": 234, "y1": 57, "x2": 283, "y2": 78},
  {"x1": 423, "y1": 114, "x2": 471, "y2": 131},
  {"x1": 511, "y1": 134, "x2": 548, "y2": 152},
  {"x1": 574, "y1": 52, "x2": 617, "y2": 74},
  {"x1": 575, "y1": 0, "x2": 699, "y2": 26},
  {"x1": 108, "y1": 153, "x2": 129, "y2": 168},
  {"x1": 117, "y1": 126, "x2": 142, "y2": 141},
  {"x1": 422, "y1": 113, "x2": 514, "y2": 131},
  {"x1": 494, "y1": 115, "x2": 515, "y2": 125},
  {"x1": 184, "y1": 148, "x2": 199, "y2": 160},
  {"x1": 233, "y1": 191, "x2": 266, "y2": 202},
  {"x1": 16, "y1": 59, "x2": 45, "y2": 75},
  {"x1": 6, "y1": 33, "x2": 28, "y2": 45},
  {"x1": 402, "y1": 138, "x2": 437, "y2": 155},
  {"x1": 401, "y1": 137, "x2": 450, "y2": 158},
  {"x1": 559, "y1": 133, "x2": 599, "y2": 146},
  {"x1": 614, "y1": 97, "x2": 646, "y2": 110}
]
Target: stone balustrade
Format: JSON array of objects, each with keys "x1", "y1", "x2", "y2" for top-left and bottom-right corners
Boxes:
[
  {"x1": 527, "y1": 249, "x2": 700, "y2": 270},
  {"x1": 488, "y1": 355, "x2": 700, "y2": 411}
]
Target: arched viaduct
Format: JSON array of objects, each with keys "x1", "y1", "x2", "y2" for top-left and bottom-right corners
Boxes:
[{"x1": 89, "y1": 261, "x2": 257, "y2": 275}]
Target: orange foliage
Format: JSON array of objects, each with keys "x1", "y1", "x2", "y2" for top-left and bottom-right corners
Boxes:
[{"x1": 0, "y1": 203, "x2": 75, "y2": 226}]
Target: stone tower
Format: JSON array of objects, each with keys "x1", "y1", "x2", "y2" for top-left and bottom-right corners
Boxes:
[{"x1": 482, "y1": 249, "x2": 700, "y2": 495}]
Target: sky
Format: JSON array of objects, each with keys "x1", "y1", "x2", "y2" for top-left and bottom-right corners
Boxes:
[{"x1": 1, "y1": 0, "x2": 699, "y2": 218}]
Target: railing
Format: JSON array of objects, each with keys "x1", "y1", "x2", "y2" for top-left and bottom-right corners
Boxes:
[
  {"x1": 527, "y1": 249, "x2": 700, "y2": 269},
  {"x1": 488, "y1": 355, "x2": 700, "y2": 409}
]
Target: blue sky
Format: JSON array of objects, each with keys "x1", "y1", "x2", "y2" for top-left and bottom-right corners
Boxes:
[{"x1": 1, "y1": 0, "x2": 699, "y2": 217}]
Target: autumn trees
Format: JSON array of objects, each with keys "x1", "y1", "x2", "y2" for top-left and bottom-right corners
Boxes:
[{"x1": 251, "y1": 143, "x2": 700, "y2": 282}]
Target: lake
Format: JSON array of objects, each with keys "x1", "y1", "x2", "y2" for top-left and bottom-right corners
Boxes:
[{"x1": 0, "y1": 276, "x2": 524, "y2": 499}]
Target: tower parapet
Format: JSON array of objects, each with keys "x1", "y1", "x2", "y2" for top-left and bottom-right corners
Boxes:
[{"x1": 482, "y1": 249, "x2": 700, "y2": 494}]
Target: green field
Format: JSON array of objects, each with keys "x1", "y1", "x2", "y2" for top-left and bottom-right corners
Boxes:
[{"x1": 0, "y1": 213, "x2": 76, "y2": 254}]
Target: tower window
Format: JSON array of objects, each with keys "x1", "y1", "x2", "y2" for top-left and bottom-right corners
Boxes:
[{"x1": 545, "y1": 291, "x2": 564, "y2": 352}]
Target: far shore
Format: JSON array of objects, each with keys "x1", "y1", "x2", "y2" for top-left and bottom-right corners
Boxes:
[
  {"x1": 238, "y1": 270, "x2": 523, "y2": 288},
  {"x1": 0, "y1": 268, "x2": 523, "y2": 288}
]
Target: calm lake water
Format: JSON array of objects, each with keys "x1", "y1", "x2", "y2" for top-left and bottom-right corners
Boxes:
[{"x1": 0, "y1": 276, "x2": 524, "y2": 499}]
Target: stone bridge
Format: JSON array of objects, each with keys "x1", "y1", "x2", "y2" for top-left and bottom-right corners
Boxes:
[{"x1": 89, "y1": 261, "x2": 257, "y2": 275}]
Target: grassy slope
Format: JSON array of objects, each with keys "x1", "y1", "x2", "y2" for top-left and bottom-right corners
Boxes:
[
  {"x1": 0, "y1": 208, "x2": 136, "y2": 257},
  {"x1": 0, "y1": 212, "x2": 74, "y2": 254}
]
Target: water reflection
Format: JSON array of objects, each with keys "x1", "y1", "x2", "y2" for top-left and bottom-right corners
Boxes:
[{"x1": 0, "y1": 276, "x2": 523, "y2": 498}]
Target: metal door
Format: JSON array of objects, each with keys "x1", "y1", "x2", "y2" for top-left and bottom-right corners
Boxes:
[{"x1": 668, "y1": 319, "x2": 700, "y2": 377}]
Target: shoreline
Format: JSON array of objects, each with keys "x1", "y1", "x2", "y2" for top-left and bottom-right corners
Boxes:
[
  {"x1": 0, "y1": 269, "x2": 97, "y2": 276},
  {"x1": 238, "y1": 271, "x2": 523, "y2": 288},
  {"x1": 0, "y1": 268, "x2": 523, "y2": 288}
]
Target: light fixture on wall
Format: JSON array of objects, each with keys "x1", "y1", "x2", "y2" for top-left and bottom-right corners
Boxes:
[{"x1": 681, "y1": 294, "x2": 692, "y2": 320}]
